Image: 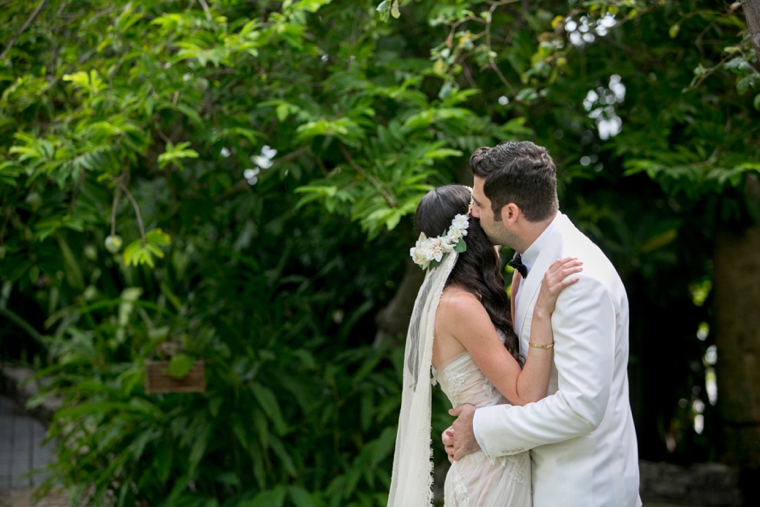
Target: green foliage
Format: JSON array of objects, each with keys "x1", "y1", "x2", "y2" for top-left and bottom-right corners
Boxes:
[
  {"x1": 26, "y1": 198, "x2": 408, "y2": 506},
  {"x1": 123, "y1": 229, "x2": 171, "y2": 268},
  {"x1": 1, "y1": 0, "x2": 759, "y2": 504},
  {"x1": 158, "y1": 142, "x2": 200, "y2": 170},
  {"x1": 168, "y1": 353, "x2": 194, "y2": 378}
]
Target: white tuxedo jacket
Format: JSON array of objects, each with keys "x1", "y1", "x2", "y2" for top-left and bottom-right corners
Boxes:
[{"x1": 474, "y1": 213, "x2": 641, "y2": 507}]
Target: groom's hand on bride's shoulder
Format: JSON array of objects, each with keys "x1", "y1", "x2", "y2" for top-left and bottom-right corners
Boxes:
[{"x1": 449, "y1": 404, "x2": 480, "y2": 461}]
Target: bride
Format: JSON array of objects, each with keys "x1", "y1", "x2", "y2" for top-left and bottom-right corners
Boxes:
[{"x1": 387, "y1": 185, "x2": 582, "y2": 507}]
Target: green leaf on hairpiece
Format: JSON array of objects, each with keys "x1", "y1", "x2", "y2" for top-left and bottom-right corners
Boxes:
[{"x1": 454, "y1": 240, "x2": 467, "y2": 253}]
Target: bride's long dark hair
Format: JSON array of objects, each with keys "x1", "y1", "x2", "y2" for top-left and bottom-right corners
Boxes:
[{"x1": 414, "y1": 184, "x2": 522, "y2": 365}]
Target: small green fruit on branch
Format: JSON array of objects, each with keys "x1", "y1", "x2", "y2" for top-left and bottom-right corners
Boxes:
[
  {"x1": 25, "y1": 192, "x2": 43, "y2": 211},
  {"x1": 105, "y1": 235, "x2": 123, "y2": 254},
  {"x1": 107, "y1": 176, "x2": 170, "y2": 268}
]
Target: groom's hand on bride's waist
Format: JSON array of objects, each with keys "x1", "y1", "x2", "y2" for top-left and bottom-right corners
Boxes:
[
  {"x1": 442, "y1": 427, "x2": 455, "y2": 463},
  {"x1": 448, "y1": 404, "x2": 481, "y2": 461}
]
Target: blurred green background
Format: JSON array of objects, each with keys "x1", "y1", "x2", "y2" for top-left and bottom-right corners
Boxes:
[{"x1": 1, "y1": 0, "x2": 759, "y2": 506}]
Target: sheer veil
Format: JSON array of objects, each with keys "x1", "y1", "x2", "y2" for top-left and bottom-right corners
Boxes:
[{"x1": 387, "y1": 250, "x2": 458, "y2": 507}]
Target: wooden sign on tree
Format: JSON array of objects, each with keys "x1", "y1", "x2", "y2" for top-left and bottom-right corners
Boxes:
[{"x1": 144, "y1": 358, "x2": 205, "y2": 394}]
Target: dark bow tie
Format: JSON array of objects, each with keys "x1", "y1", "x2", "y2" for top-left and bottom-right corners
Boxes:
[{"x1": 508, "y1": 252, "x2": 528, "y2": 278}]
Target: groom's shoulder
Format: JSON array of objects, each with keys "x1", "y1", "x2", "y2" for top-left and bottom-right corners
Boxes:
[
  {"x1": 558, "y1": 224, "x2": 623, "y2": 289},
  {"x1": 558, "y1": 220, "x2": 611, "y2": 262},
  {"x1": 558, "y1": 234, "x2": 608, "y2": 266}
]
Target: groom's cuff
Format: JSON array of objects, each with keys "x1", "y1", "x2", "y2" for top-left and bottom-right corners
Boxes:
[{"x1": 473, "y1": 408, "x2": 490, "y2": 457}]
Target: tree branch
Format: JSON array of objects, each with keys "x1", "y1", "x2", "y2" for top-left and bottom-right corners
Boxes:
[
  {"x1": 214, "y1": 179, "x2": 252, "y2": 203},
  {"x1": 197, "y1": 0, "x2": 212, "y2": 21},
  {"x1": 0, "y1": 0, "x2": 47, "y2": 61},
  {"x1": 154, "y1": 121, "x2": 173, "y2": 145},
  {"x1": 0, "y1": 207, "x2": 11, "y2": 246},
  {"x1": 442, "y1": 0, "x2": 520, "y2": 97},
  {"x1": 119, "y1": 183, "x2": 146, "y2": 243},
  {"x1": 212, "y1": 147, "x2": 312, "y2": 203},
  {"x1": 682, "y1": 51, "x2": 735, "y2": 92},
  {"x1": 0, "y1": 306, "x2": 46, "y2": 345},
  {"x1": 271, "y1": 145, "x2": 310, "y2": 165},
  {"x1": 110, "y1": 186, "x2": 121, "y2": 236},
  {"x1": 338, "y1": 143, "x2": 395, "y2": 208},
  {"x1": 67, "y1": 174, "x2": 80, "y2": 216},
  {"x1": 39, "y1": 48, "x2": 96, "y2": 96},
  {"x1": 484, "y1": 1, "x2": 518, "y2": 97},
  {"x1": 742, "y1": 0, "x2": 760, "y2": 69}
]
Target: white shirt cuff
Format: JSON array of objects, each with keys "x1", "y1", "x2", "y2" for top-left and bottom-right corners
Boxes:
[{"x1": 473, "y1": 408, "x2": 489, "y2": 457}]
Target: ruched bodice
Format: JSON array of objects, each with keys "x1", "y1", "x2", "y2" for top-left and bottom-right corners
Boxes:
[
  {"x1": 432, "y1": 342, "x2": 532, "y2": 507},
  {"x1": 433, "y1": 351, "x2": 507, "y2": 410}
]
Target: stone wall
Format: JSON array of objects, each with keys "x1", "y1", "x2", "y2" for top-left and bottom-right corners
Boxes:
[{"x1": 640, "y1": 460, "x2": 742, "y2": 506}]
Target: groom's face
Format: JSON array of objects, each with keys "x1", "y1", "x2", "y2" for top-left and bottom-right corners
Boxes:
[{"x1": 472, "y1": 176, "x2": 510, "y2": 247}]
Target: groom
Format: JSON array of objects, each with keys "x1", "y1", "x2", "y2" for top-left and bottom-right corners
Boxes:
[{"x1": 444, "y1": 141, "x2": 641, "y2": 506}]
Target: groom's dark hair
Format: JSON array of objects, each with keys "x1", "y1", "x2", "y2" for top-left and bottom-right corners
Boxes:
[{"x1": 469, "y1": 141, "x2": 559, "y2": 222}]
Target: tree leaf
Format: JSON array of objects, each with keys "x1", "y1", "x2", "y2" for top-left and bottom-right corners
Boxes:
[
  {"x1": 641, "y1": 229, "x2": 678, "y2": 254},
  {"x1": 239, "y1": 485, "x2": 286, "y2": 507},
  {"x1": 188, "y1": 426, "x2": 210, "y2": 477},
  {"x1": 391, "y1": 0, "x2": 400, "y2": 18},
  {"x1": 158, "y1": 141, "x2": 199, "y2": 169},
  {"x1": 168, "y1": 353, "x2": 194, "y2": 379},
  {"x1": 251, "y1": 383, "x2": 288, "y2": 435},
  {"x1": 287, "y1": 486, "x2": 317, "y2": 507}
]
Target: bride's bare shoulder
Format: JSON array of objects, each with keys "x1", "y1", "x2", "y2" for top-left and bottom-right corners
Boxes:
[
  {"x1": 438, "y1": 286, "x2": 484, "y2": 317},
  {"x1": 434, "y1": 287, "x2": 482, "y2": 364}
]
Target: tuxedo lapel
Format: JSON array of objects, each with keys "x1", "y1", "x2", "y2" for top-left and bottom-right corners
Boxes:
[{"x1": 516, "y1": 214, "x2": 570, "y2": 340}]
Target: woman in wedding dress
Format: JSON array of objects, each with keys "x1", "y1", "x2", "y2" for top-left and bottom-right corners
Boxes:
[{"x1": 387, "y1": 185, "x2": 581, "y2": 507}]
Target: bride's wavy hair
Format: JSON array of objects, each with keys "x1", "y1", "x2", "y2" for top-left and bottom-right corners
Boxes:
[{"x1": 414, "y1": 185, "x2": 522, "y2": 365}]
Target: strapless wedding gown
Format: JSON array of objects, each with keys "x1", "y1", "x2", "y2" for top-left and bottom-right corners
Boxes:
[{"x1": 433, "y1": 349, "x2": 532, "y2": 507}]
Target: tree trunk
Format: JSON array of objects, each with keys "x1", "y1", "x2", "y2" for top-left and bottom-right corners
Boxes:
[
  {"x1": 374, "y1": 169, "x2": 473, "y2": 345},
  {"x1": 742, "y1": 0, "x2": 760, "y2": 68},
  {"x1": 714, "y1": 9, "x2": 760, "y2": 496},
  {"x1": 714, "y1": 221, "x2": 760, "y2": 469},
  {"x1": 374, "y1": 258, "x2": 426, "y2": 345}
]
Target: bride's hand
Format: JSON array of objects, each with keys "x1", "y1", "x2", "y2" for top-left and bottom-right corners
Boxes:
[{"x1": 534, "y1": 257, "x2": 583, "y2": 317}]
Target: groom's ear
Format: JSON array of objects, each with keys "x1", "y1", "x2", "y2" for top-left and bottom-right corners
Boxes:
[{"x1": 501, "y1": 203, "x2": 520, "y2": 224}]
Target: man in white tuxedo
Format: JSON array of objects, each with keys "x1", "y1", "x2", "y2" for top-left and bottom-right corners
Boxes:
[{"x1": 444, "y1": 141, "x2": 641, "y2": 507}]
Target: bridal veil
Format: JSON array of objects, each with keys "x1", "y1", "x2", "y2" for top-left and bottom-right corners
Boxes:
[{"x1": 387, "y1": 251, "x2": 458, "y2": 507}]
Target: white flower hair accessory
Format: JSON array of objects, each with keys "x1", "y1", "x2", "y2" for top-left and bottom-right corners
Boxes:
[{"x1": 409, "y1": 188, "x2": 473, "y2": 270}]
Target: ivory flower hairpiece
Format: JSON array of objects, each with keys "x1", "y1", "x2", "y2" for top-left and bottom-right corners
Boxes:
[{"x1": 409, "y1": 188, "x2": 473, "y2": 270}]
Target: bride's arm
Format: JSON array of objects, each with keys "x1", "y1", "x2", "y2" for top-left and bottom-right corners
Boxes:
[
  {"x1": 517, "y1": 258, "x2": 584, "y2": 401},
  {"x1": 439, "y1": 258, "x2": 581, "y2": 406}
]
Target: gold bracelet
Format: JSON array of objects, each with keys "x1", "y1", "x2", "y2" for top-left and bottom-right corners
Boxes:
[{"x1": 529, "y1": 342, "x2": 554, "y2": 349}]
